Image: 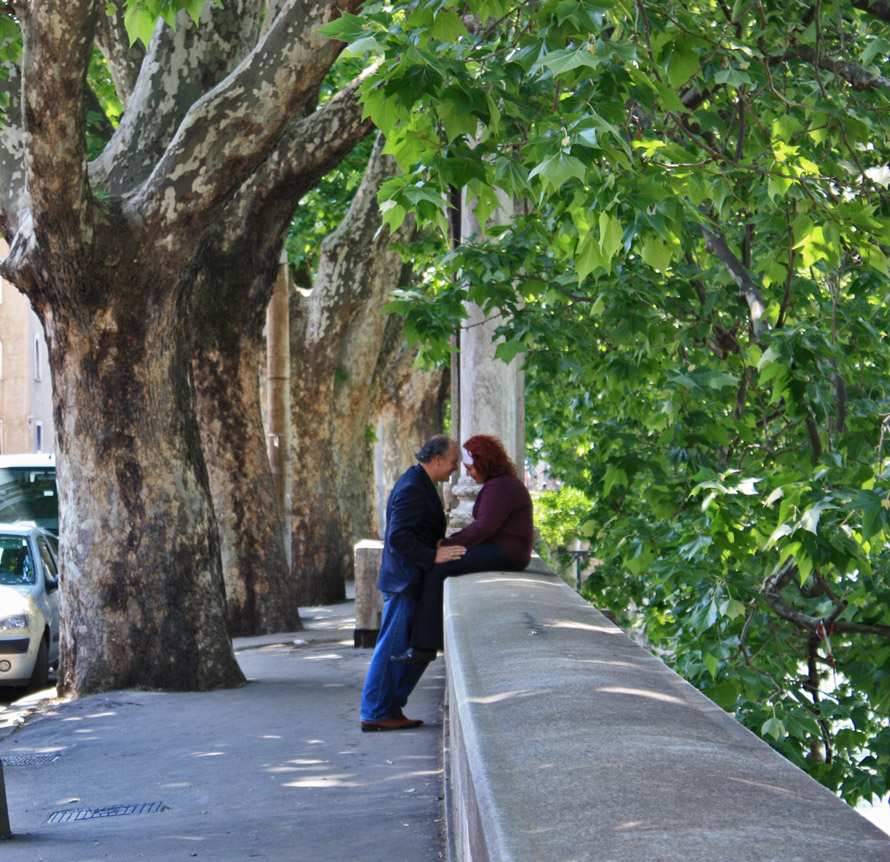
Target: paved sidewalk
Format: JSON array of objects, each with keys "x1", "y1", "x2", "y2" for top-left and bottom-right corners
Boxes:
[{"x1": 0, "y1": 588, "x2": 446, "y2": 861}]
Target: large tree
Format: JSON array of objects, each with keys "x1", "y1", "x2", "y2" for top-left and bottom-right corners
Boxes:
[
  {"x1": 191, "y1": 70, "x2": 372, "y2": 634},
  {"x1": 289, "y1": 132, "x2": 448, "y2": 604},
  {"x1": 0, "y1": 0, "x2": 366, "y2": 695},
  {"x1": 331, "y1": 0, "x2": 890, "y2": 804}
]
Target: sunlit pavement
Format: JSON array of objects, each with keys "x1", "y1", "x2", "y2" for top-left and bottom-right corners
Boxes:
[{"x1": 0, "y1": 590, "x2": 447, "y2": 861}]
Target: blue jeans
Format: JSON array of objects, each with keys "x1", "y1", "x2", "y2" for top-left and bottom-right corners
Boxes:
[{"x1": 360, "y1": 591, "x2": 432, "y2": 722}]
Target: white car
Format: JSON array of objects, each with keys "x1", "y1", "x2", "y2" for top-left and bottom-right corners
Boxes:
[{"x1": 0, "y1": 523, "x2": 60, "y2": 690}]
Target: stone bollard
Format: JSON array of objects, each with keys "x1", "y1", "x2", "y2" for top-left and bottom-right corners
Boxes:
[
  {"x1": 353, "y1": 540, "x2": 383, "y2": 648},
  {"x1": 0, "y1": 760, "x2": 10, "y2": 838}
]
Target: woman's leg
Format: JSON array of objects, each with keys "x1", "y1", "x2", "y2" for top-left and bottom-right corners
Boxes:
[{"x1": 411, "y1": 543, "x2": 515, "y2": 652}]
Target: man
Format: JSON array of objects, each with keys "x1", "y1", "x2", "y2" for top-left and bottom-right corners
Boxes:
[{"x1": 360, "y1": 434, "x2": 465, "y2": 732}]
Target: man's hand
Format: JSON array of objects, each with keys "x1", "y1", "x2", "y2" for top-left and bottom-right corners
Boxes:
[{"x1": 436, "y1": 544, "x2": 466, "y2": 564}]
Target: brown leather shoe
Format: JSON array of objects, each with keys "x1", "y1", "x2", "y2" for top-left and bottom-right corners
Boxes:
[{"x1": 361, "y1": 715, "x2": 423, "y2": 732}]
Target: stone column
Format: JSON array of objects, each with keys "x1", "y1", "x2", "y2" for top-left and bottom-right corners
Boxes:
[
  {"x1": 266, "y1": 250, "x2": 292, "y2": 565},
  {"x1": 449, "y1": 191, "x2": 525, "y2": 532}
]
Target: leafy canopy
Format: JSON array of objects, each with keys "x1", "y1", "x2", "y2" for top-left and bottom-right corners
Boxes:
[{"x1": 326, "y1": 0, "x2": 890, "y2": 805}]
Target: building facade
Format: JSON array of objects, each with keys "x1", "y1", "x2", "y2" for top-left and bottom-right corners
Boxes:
[{"x1": 0, "y1": 250, "x2": 54, "y2": 454}]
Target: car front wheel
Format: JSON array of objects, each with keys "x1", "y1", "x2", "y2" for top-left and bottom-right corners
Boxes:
[{"x1": 27, "y1": 637, "x2": 49, "y2": 692}]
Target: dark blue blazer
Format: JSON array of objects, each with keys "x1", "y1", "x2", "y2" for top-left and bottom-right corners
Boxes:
[{"x1": 377, "y1": 464, "x2": 446, "y2": 595}]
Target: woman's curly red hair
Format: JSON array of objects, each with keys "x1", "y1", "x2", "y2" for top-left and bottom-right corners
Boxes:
[{"x1": 463, "y1": 435, "x2": 517, "y2": 481}]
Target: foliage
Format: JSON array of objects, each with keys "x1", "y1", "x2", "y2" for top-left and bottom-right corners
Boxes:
[
  {"x1": 533, "y1": 484, "x2": 594, "y2": 564},
  {"x1": 285, "y1": 58, "x2": 375, "y2": 280},
  {"x1": 121, "y1": 0, "x2": 220, "y2": 46},
  {"x1": 86, "y1": 47, "x2": 123, "y2": 159},
  {"x1": 328, "y1": 0, "x2": 890, "y2": 804}
]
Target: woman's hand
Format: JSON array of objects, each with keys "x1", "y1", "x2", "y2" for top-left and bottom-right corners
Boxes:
[{"x1": 436, "y1": 544, "x2": 466, "y2": 563}]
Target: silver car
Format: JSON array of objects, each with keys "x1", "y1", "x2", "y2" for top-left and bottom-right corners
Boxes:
[{"x1": 0, "y1": 523, "x2": 60, "y2": 690}]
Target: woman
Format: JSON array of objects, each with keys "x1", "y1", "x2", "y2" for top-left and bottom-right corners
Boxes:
[{"x1": 391, "y1": 434, "x2": 534, "y2": 664}]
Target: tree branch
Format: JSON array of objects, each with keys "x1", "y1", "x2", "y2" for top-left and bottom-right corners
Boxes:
[
  {"x1": 93, "y1": 0, "x2": 145, "y2": 107},
  {"x1": 699, "y1": 221, "x2": 769, "y2": 339},
  {"x1": 851, "y1": 0, "x2": 890, "y2": 26},
  {"x1": 91, "y1": 0, "x2": 261, "y2": 197},
  {"x1": 762, "y1": 563, "x2": 890, "y2": 639},
  {"x1": 0, "y1": 60, "x2": 25, "y2": 239},
  {"x1": 139, "y1": 0, "x2": 362, "y2": 236},
  {"x1": 777, "y1": 44, "x2": 890, "y2": 91},
  {"x1": 20, "y1": 0, "x2": 98, "y2": 247},
  {"x1": 215, "y1": 68, "x2": 377, "y2": 258}
]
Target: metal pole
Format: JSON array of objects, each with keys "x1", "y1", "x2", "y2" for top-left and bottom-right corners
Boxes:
[{"x1": 0, "y1": 759, "x2": 11, "y2": 838}]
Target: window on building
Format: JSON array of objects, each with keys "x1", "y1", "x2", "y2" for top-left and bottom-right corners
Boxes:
[
  {"x1": 33, "y1": 336, "x2": 41, "y2": 381},
  {"x1": 35, "y1": 421, "x2": 43, "y2": 453}
]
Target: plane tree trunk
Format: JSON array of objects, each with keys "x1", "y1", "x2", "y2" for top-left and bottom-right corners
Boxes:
[
  {"x1": 291, "y1": 134, "x2": 448, "y2": 602},
  {"x1": 0, "y1": 0, "x2": 362, "y2": 695},
  {"x1": 191, "y1": 75, "x2": 371, "y2": 636},
  {"x1": 193, "y1": 318, "x2": 298, "y2": 638}
]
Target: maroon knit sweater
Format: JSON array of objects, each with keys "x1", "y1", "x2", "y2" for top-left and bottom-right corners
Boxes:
[{"x1": 443, "y1": 474, "x2": 533, "y2": 569}]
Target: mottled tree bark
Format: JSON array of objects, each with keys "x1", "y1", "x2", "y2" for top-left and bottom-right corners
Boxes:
[
  {"x1": 191, "y1": 75, "x2": 372, "y2": 634},
  {"x1": 46, "y1": 283, "x2": 243, "y2": 694},
  {"x1": 193, "y1": 325, "x2": 298, "y2": 637},
  {"x1": 291, "y1": 135, "x2": 448, "y2": 603},
  {"x1": 377, "y1": 366, "x2": 451, "y2": 510},
  {"x1": 0, "y1": 0, "x2": 362, "y2": 695},
  {"x1": 335, "y1": 317, "x2": 450, "y2": 549}
]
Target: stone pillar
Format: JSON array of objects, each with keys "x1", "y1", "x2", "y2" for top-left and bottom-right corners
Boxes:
[
  {"x1": 449, "y1": 191, "x2": 525, "y2": 532},
  {"x1": 266, "y1": 250, "x2": 292, "y2": 566},
  {"x1": 353, "y1": 539, "x2": 383, "y2": 647}
]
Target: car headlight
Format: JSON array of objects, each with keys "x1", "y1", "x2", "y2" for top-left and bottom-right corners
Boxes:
[{"x1": 0, "y1": 613, "x2": 30, "y2": 632}]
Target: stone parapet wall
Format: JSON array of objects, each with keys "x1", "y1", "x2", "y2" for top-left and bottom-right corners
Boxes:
[{"x1": 444, "y1": 570, "x2": 890, "y2": 861}]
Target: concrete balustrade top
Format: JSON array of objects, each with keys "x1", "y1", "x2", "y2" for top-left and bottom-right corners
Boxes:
[{"x1": 443, "y1": 568, "x2": 890, "y2": 862}]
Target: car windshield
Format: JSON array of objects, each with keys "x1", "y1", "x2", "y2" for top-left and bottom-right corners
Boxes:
[
  {"x1": 0, "y1": 467, "x2": 57, "y2": 534},
  {"x1": 0, "y1": 537, "x2": 35, "y2": 585}
]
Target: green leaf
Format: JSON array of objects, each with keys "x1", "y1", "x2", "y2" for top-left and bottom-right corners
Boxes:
[
  {"x1": 603, "y1": 465, "x2": 628, "y2": 495},
  {"x1": 723, "y1": 598, "x2": 747, "y2": 620},
  {"x1": 798, "y1": 499, "x2": 835, "y2": 535},
  {"x1": 641, "y1": 236, "x2": 673, "y2": 271},
  {"x1": 762, "y1": 717, "x2": 786, "y2": 741},
  {"x1": 528, "y1": 152, "x2": 588, "y2": 190},
  {"x1": 851, "y1": 490, "x2": 888, "y2": 541},
  {"x1": 536, "y1": 46, "x2": 602, "y2": 76},
  {"x1": 430, "y1": 9, "x2": 468, "y2": 42},
  {"x1": 599, "y1": 212, "x2": 624, "y2": 260},
  {"x1": 703, "y1": 652, "x2": 719, "y2": 679},
  {"x1": 123, "y1": 6, "x2": 157, "y2": 46},
  {"x1": 714, "y1": 68, "x2": 753, "y2": 87},
  {"x1": 379, "y1": 200, "x2": 407, "y2": 234},
  {"x1": 576, "y1": 230, "x2": 608, "y2": 281},
  {"x1": 767, "y1": 523, "x2": 793, "y2": 547},
  {"x1": 861, "y1": 37, "x2": 890, "y2": 67},
  {"x1": 438, "y1": 97, "x2": 480, "y2": 142},
  {"x1": 690, "y1": 597, "x2": 719, "y2": 632},
  {"x1": 699, "y1": 370, "x2": 739, "y2": 391},
  {"x1": 665, "y1": 42, "x2": 700, "y2": 89},
  {"x1": 317, "y1": 13, "x2": 370, "y2": 43},
  {"x1": 706, "y1": 681, "x2": 740, "y2": 710}
]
